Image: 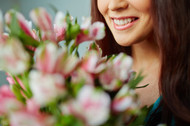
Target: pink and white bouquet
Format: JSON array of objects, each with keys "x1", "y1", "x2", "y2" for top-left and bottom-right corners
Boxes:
[{"x1": 0, "y1": 7, "x2": 147, "y2": 126}]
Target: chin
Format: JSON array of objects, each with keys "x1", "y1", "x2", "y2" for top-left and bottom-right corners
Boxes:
[
  {"x1": 113, "y1": 33, "x2": 140, "y2": 47},
  {"x1": 115, "y1": 39, "x2": 135, "y2": 47}
]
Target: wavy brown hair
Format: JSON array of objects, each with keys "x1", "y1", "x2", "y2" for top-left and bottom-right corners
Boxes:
[
  {"x1": 91, "y1": 0, "x2": 190, "y2": 125},
  {"x1": 151, "y1": 0, "x2": 190, "y2": 125}
]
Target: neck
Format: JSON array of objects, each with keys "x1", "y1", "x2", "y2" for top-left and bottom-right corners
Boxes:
[{"x1": 131, "y1": 35, "x2": 160, "y2": 72}]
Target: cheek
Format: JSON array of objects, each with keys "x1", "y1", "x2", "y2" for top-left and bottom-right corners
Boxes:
[
  {"x1": 128, "y1": 0, "x2": 151, "y2": 12},
  {"x1": 97, "y1": 0, "x2": 108, "y2": 16}
]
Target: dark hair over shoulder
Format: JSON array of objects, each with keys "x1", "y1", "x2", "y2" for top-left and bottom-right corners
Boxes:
[
  {"x1": 90, "y1": 0, "x2": 131, "y2": 56},
  {"x1": 151, "y1": 0, "x2": 190, "y2": 125}
]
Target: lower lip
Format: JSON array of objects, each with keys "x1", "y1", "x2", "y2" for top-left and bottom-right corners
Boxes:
[{"x1": 113, "y1": 19, "x2": 138, "y2": 30}]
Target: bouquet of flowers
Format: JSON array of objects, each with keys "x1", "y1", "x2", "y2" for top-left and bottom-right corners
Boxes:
[{"x1": 0, "y1": 7, "x2": 148, "y2": 126}]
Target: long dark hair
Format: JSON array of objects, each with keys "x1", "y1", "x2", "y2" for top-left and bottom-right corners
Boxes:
[
  {"x1": 91, "y1": 0, "x2": 190, "y2": 125},
  {"x1": 151, "y1": 0, "x2": 190, "y2": 125}
]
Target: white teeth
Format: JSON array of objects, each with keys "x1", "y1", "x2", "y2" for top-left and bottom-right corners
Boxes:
[
  {"x1": 120, "y1": 20, "x2": 124, "y2": 24},
  {"x1": 128, "y1": 18, "x2": 132, "y2": 23},
  {"x1": 113, "y1": 18, "x2": 135, "y2": 26}
]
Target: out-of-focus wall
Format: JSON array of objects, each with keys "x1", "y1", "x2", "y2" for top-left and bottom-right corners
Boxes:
[
  {"x1": 1, "y1": 0, "x2": 90, "y2": 20},
  {"x1": 0, "y1": 0, "x2": 91, "y2": 85}
]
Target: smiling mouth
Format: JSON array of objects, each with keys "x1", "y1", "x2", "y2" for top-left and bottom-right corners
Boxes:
[{"x1": 112, "y1": 17, "x2": 139, "y2": 30}]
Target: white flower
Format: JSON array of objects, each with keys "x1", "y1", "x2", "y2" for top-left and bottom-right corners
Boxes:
[
  {"x1": 60, "y1": 85, "x2": 111, "y2": 126},
  {"x1": 77, "y1": 85, "x2": 110, "y2": 126},
  {"x1": 89, "y1": 21, "x2": 105, "y2": 40},
  {"x1": 113, "y1": 53, "x2": 133, "y2": 81},
  {"x1": 29, "y1": 70, "x2": 65, "y2": 106},
  {"x1": 30, "y1": 7, "x2": 52, "y2": 31},
  {"x1": 5, "y1": 10, "x2": 34, "y2": 38},
  {"x1": 112, "y1": 85, "x2": 139, "y2": 113},
  {"x1": 99, "y1": 53, "x2": 133, "y2": 91},
  {"x1": 10, "y1": 110, "x2": 55, "y2": 126},
  {"x1": 81, "y1": 17, "x2": 91, "y2": 29},
  {"x1": 71, "y1": 68, "x2": 94, "y2": 85},
  {"x1": 76, "y1": 21, "x2": 105, "y2": 44},
  {"x1": 81, "y1": 50, "x2": 106, "y2": 74},
  {"x1": 35, "y1": 43, "x2": 60, "y2": 73},
  {"x1": 53, "y1": 11, "x2": 67, "y2": 42},
  {"x1": 0, "y1": 38, "x2": 30, "y2": 75},
  {"x1": 54, "y1": 11, "x2": 66, "y2": 28},
  {"x1": 35, "y1": 42, "x2": 79, "y2": 76},
  {"x1": 30, "y1": 7, "x2": 56, "y2": 42}
]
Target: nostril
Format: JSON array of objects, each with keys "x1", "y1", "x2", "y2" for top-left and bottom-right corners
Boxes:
[{"x1": 108, "y1": 1, "x2": 129, "y2": 11}]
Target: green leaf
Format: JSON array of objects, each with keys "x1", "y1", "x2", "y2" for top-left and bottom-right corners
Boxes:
[
  {"x1": 136, "y1": 84, "x2": 149, "y2": 89},
  {"x1": 69, "y1": 41, "x2": 76, "y2": 54},
  {"x1": 19, "y1": 32, "x2": 40, "y2": 47},
  {"x1": 20, "y1": 72, "x2": 33, "y2": 98},
  {"x1": 66, "y1": 12, "x2": 71, "y2": 25},
  {"x1": 75, "y1": 46, "x2": 80, "y2": 57},
  {"x1": 107, "y1": 54, "x2": 116, "y2": 61},
  {"x1": 55, "y1": 115, "x2": 84, "y2": 126},
  {"x1": 70, "y1": 24, "x2": 80, "y2": 38},
  {"x1": 72, "y1": 82, "x2": 84, "y2": 97},
  {"x1": 128, "y1": 71, "x2": 144, "y2": 89},
  {"x1": 11, "y1": 74, "x2": 32, "y2": 99},
  {"x1": 9, "y1": 11, "x2": 21, "y2": 37},
  {"x1": 75, "y1": 18, "x2": 78, "y2": 24},
  {"x1": 0, "y1": 116, "x2": 9, "y2": 126},
  {"x1": 10, "y1": 84, "x2": 26, "y2": 103}
]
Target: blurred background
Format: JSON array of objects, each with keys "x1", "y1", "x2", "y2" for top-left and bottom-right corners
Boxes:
[{"x1": 0, "y1": 0, "x2": 91, "y2": 85}]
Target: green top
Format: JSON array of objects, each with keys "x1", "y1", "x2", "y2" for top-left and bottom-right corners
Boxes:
[{"x1": 145, "y1": 96, "x2": 175, "y2": 126}]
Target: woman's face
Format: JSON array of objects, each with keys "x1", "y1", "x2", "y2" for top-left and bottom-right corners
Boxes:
[{"x1": 97, "y1": 0, "x2": 153, "y2": 46}]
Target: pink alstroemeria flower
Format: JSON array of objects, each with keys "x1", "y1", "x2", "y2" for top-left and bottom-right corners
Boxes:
[
  {"x1": 35, "y1": 43, "x2": 60, "y2": 73},
  {"x1": 0, "y1": 38, "x2": 30, "y2": 75},
  {"x1": 10, "y1": 100, "x2": 55, "y2": 126},
  {"x1": 5, "y1": 10, "x2": 35, "y2": 39},
  {"x1": 30, "y1": 7, "x2": 52, "y2": 31},
  {"x1": 88, "y1": 42, "x2": 103, "y2": 58},
  {"x1": 99, "y1": 53, "x2": 133, "y2": 91},
  {"x1": 10, "y1": 110, "x2": 55, "y2": 126},
  {"x1": 0, "y1": 33, "x2": 9, "y2": 44},
  {"x1": 112, "y1": 85, "x2": 140, "y2": 114},
  {"x1": 0, "y1": 85, "x2": 23, "y2": 115},
  {"x1": 60, "y1": 85, "x2": 110, "y2": 126},
  {"x1": 54, "y1": 11, "x2": 67, "y2": 43},
  {"x1": 76, "y1": 17, "x2": 105, "y2": 45},
  {"x1": 35, "y1": 42, "x2": 80, "y2": 76},
  {"x1": 31, "y1": 29, "x2": 40, "y2": 41},
  {"x1": 89, "y1": 21, "x2": 105, "y2": 40},
  {"x1": 30, "y1": 7, "x2": 56, "y2": 42},
  {"x1": 113, "y1": 53, "x2": 133, "y2": 81},
  {"x1": 77, "y1": 85, "x2": 110, "y2": 126},
  {"x1": 56, "y1": 54, "x2": 80, "y2": 77},
  {"x1": 71, "y1": 68, "x2": 94, "y2": 85},
  {"x1": 0, "y1": 10, "x2": 10, "y2": 42},
  {"x1": 29, "y1": 70, "x2": 65, "y2": 106},
  {"x1": 81, "y1": 50, "x2": 106, "y2": 75},
  {"x1": 54, "y1": 24, "x2": 66, "y2": 42}
]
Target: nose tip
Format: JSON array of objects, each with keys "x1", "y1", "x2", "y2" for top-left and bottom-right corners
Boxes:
[{"x1": 108, "y1": 0, "x2": 129, "y2": 11}]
